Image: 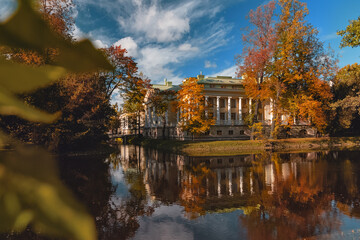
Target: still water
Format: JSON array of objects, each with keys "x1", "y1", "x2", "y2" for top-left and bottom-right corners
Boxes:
[{"x1": 60, "y1": 146, "x2": 360, "y2": 240}]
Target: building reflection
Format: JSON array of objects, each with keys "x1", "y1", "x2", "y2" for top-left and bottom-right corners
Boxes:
[
  {"x1": 114, "y1": 146, "x2": 360, "y2": 239},
  {"x1": 117, "y1": 146, "x2": 323, "y2": 209}
]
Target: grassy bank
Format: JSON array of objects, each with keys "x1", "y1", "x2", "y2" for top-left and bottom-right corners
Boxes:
[{"x1": 138, "y1": 136, "x2": 360, "y2": 156}]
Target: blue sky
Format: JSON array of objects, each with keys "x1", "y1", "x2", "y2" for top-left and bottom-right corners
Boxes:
[{"x1": 1, "y1": 0, "x2": 360, "y2": 103}]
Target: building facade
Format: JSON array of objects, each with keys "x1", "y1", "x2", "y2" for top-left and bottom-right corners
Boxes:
[
  {"x1": 120, "y1": 74, "x2": 314, "y2": 140},
  {"x1": 143, "y1": 74, "x2": 273, "y2": 140}
]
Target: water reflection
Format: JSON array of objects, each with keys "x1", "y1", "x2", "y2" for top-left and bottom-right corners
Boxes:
[{"x1": 108, "y1": 146, "x2": 360, "y2": 239}]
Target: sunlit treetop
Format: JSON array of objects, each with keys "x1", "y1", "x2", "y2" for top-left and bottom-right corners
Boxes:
[{"x1": 338, "y1": 16, "x2": 360, "y2": 48}]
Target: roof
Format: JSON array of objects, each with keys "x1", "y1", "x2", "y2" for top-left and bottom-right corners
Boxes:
[
  {"x1": 152, "y1": 78, "x2": 181, "y2": 91},
  {"x1": 197, "y1": 76, "x2": 243, "y2": 85},
  {"x1": 152, "y1": 84, "x2": 181, "y2": 91}
]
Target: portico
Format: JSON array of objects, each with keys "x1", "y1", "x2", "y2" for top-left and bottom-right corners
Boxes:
[{"x1": 204, "y1": 95, "x2": 251, "y2": 125}]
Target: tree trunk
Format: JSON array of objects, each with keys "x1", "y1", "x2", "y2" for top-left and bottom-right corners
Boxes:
[{"x1": 162, "y1": 115, "x2": 166, "y2": 139}]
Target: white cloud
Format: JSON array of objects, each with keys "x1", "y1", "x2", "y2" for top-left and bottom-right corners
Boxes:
[
  {"x1": 118, "y1": 3, "x2": 190, "y2": 43},
  {"x1": 205, "y1": 60, "x2": 217, "y2": 68},
  {"x1": 74, "y1": 0, "x2": 234, "y2": 86},
  {"x1": 321, "y1": 32, "x2": 339, "y2": 41},
  {"x1": 178, "y1": 43, "x2": 198, "y2": 52},
  {"x1": 110, "y1": 89, "x2": 123, "y2": 106},
  {"x1": 92, "y1": 39, "x2": 108, "y2": 48},
  {"x1": 211, "y1": 65, "x2": 237, "y2": 78},
  {"x1": 72, "y1": 25, "x2": 85, "y2": 40},
  {"x1": 114, "y1": 37, "x2": 138, "y2": 58}
]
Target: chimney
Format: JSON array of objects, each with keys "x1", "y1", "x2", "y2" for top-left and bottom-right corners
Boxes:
[{"x1": 197, "y1": 71, "x2": 204, "y2": 80}]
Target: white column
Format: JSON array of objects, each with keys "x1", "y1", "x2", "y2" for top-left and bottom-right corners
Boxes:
[
  {"x1": 148, "y1": 108, "x2": 152, "y2": 128},
  {"x1": 249, "y1": 98, "x2": 252, "y2": 114},
  {"x1": 216, "y1": 96, "x2": 220, "y2": 125},
  {"x1": 238, "y1": 97, "x2": 243, "y2": 125},
  {"x1": 250, "y1": 171, "x2": 253, "y2": 194},
  {"x1": 144, "y1": 108, "x2": 148, "y2": 128},
  {"x1": 227, "y1": 97, "x2": 232, "y2": 125},
  {"x1": 152, "y1": 107, "x2": 156, "y2": 126},
  {"x1": 239, "y1": 167, "x2": 243, "y2": 195},
  {"x1": 217, "y1": 169, "x2": 221, "y2": 197},
  {"x1": 228, "y1": 168, "x2": 233, "y2": 196},
  {"x1": 270, "y1": 99, "x2": 273, "y2": 124},
  {"x1": 125, "y1": 115, "x2": 128, "y2": 130},
  {"x1": 205, "y1": 96, "x2": 209, "y2": 119}
]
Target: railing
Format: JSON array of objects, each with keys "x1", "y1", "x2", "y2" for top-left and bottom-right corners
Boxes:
[{"x1": 216, "y1": 120, "x2": 243, "y2": 125}]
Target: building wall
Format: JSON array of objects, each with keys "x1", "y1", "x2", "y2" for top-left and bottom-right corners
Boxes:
[{"x1": 120, "y1": 76, "x2": 315, "y2": 140}]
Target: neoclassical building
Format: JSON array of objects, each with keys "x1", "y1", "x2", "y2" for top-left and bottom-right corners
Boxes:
[
  {"x1": 142, "y1": 74, "x2": 275, "y2": 140},
  {"x1": 117, "y1": 73, "x2": 314, "y2": 140}
]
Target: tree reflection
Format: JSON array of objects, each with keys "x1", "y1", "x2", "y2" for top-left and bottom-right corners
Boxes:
[
  {"x1": 179, "y1": 164, "x2": 214, "y2": 219},
  {"x1": 103, "y1": 147, "x2": 155, "y2": 240},
  {"x1": 239, "y1": 153, "x2": 340, "y2": 240}
]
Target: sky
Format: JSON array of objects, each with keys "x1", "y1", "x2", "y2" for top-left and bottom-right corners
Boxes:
[{"x1": 1, "y1": 0, "x2": 360, "y2": 104}]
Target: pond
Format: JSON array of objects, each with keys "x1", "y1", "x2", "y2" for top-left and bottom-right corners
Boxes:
[{"x1": 59, "y1": 146, "x2": 360, "y2": 240}]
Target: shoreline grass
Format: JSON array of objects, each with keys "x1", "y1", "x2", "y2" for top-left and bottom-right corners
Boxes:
[{"x1": 135, "y1": 136, "x2": 360, "y2": 156}]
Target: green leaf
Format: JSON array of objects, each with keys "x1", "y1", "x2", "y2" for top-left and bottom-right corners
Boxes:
[
  {"x1": 0, "y1": 58, "x2": 67, "y2": 93},
  {"x1": 0, "y1": 0, "x2": 114, "y2": 72},
  {"x1": 0, "y1": 146, "x2": 96, "y2": 240},
  {"x1": 0, "y1": 86, "x2": 60, "y2": 123}
]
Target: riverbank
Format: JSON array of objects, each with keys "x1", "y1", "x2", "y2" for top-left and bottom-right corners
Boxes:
[{"x1": 137, "y1": 136, "x2": 360, "y2": 156}]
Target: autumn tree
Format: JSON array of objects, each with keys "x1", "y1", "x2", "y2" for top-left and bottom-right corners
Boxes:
[
  {"x1": 102, "y1": 46, "x2": 139, "y2": 99},
  {"x1": 177, "y1": 77, "x2": 215, "y2": 139},
  {"x1": 236, "y1": 1, "x2": 277, "y2": 140},
  {"x1": 122, "y1": 72, "x2": 150, "y2": 136},
  {"x1": 338, "y1": 16, "x2": 360, "y2": 48},
  {"x1": 0, "y1": 0, "x2": 123, "y2": 150},
  {"x1": 271, "y1": 0, "x2": 335, "y2": 136},
  {"x1": 148, "y1": 89, "x2": 176, "y2": 139},
  {"x1": 108, "y1": 103, "x2": 122, "y2": 134},
  {"x1": 331, "y1": 63, "x2": 360, "y2": 135}
]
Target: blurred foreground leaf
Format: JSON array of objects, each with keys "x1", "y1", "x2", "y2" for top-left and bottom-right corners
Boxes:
[
  {"x1": 0, "y1": 0, "x2": 116, "y2": 237},
  {"x1": 0, "y1": 58, "x2": 66, "y2": 93},
  {"x1": 0, "y1": 0, "x2": 114, "y2": 72},
  {"x1": 0, "y1": 86, "x2": 61, "y2": 123},
  {"x1": 0, "y1": 146, "x2": 96, "y2": 240}
]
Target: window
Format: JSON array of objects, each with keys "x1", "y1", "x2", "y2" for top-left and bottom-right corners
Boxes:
[
  {"x1": 221, "y1": 85, "x2": 227, "y2": 89},
  {"x1": 220, "y1": 113, "x2": 225, "y2": 120},
  {"x1": 229, "y1": 130, "x2": 234, "y2": 135},
  {"x1": 217, "y1": 130, "x2": 222, "y2": 135},
  {"x1": 231, "y1": 99, "x2": 236, "y2": 108},
  {"x1": 220, "y1": 99, "x2": 225, "y2": 108},
  {"x1": 210, "y1": 84, "x2": 215, "y2": 88},
  {"x1": 232, "y1": 85, "x2": 241, "y2": 89},
  {"x1": 217, "y1": 159, "x2": 222, "y2": 164},
  {"x1": 231, "y1": 113, "x2": 236, "y2": 120},
  {"x1": 240, "y1": 130, "x2": 244, "y2": 135},
  {"x1": 229, "y1": 158, "x2": 234, "y2": 163}
]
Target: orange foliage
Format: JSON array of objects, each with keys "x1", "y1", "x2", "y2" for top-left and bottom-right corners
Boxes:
[
  {"x1": 273, "y1": 0, "x2": 335, "y2": 132},
  {"x1": 177, "y1": 77, "x2": 215, "y2": 136}
]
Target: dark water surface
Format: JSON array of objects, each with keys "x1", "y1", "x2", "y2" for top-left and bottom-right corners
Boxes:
[{"x1": 59, "y1": 146, "x2": 360, "y2": 240}]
